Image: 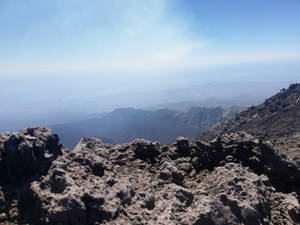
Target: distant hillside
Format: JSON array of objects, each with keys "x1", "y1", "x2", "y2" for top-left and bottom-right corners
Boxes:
[
  {"x1": 198, "y1": 83, "x2": 300, "y2": 163},
  {"x1": 52, "y1": 106, "x2": 245, "y2": 148},
  {"x1": 0, "y1": 81, "x2": 288, "y2": 133}
]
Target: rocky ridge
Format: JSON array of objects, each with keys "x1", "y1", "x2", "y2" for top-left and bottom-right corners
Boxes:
[
  {"x1": 198, "y1": 83, "x2": 300, "y2": 163},
  {"x1": 0, "y1": 127, "x2": 299, "y2": 224}
]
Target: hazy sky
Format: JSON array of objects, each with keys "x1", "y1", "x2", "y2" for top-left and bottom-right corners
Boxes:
[
  {"x1": 1, "y1": 0, "x2": 300, "y2": 77},
  {"x1": 0, "y1": 0, "x2": 300, "y2": 131}
]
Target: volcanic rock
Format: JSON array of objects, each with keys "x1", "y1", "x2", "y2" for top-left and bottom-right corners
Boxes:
[
  {"x1": 0, "y1": 131, "x2": 296, "y2": 224},
  {"x1": 198, "y1": 83, "x2": 300, "y2": 164},
  {"x1": 0, "y1": 127, "x2": 64, "y2": 224}
]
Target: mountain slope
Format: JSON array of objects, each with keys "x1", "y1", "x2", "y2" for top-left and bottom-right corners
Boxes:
[
  {"x1": 198, "y1": 83, "x2": 300, "y2": 162},
  {"x1": 52, "y1": 106, "x2": 245, "y2": 148}
]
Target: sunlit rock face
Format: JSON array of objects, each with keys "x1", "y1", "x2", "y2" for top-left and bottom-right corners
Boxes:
[{"x1": 0, "y1": 127, "x2": 299, "y2": 225}]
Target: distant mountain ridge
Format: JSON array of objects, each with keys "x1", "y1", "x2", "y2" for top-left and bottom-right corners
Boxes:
[
  {"x1": 0, "y1": 81, "x2": 288, "y2": 133},
  {"x1": 52, "y1": 106, "x2": 245, "y2": 148}
]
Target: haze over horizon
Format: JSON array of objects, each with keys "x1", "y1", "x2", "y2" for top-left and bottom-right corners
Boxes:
[{"x1": 0, "y1": 0, "x2": 300, "y2": 131}]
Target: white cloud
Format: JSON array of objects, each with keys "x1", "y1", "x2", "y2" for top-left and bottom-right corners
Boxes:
[{"x1": 1, "y1": 0, "x2": 300, "y2": 77}]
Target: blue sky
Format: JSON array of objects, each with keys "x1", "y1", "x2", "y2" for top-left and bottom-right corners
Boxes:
[{"x1": 0, "y1": 0, "x2": 300, "y2": 77}]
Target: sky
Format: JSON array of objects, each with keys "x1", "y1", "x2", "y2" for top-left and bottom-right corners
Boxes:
[
  {"x1": 0, "y1": 0, "x2": 300, "y2": 77},
  {"x1": 0, "y1": 0, "x2": 300, "y2": 130}
]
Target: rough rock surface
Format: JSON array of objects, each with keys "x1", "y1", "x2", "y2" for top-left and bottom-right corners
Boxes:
[
  {"x1": 0, "y1": 127, "x2": 64, "y2": 224},
  {"x1": 0, "y1": 128, "x2": 299, "y2": 224},
  {"x1": 198, "y1": 83, "x2": 300, "y2": 164},
  {"x1": 1, "y1": 127, "x2": 63, "y2": 178}
]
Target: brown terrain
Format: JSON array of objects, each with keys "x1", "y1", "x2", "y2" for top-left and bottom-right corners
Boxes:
[
  {"x1": 0, "y1": 84, "x2": 299, "y2": 225},
  {"x1": 198, "y1": 83, "x2": 300, "y2": 164}
]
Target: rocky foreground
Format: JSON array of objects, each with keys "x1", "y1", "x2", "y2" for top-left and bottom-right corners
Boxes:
[{"x1": 0, "y1": 127, "x2": 299, "y2": 225}]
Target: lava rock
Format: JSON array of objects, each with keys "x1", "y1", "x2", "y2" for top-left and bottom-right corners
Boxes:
[{"x1": 0, "y1": 127, "x2": 299, "y2": 224}]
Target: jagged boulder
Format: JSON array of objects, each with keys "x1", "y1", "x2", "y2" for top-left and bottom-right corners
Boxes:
[
  {"x1": 132, "y1": 139, "x2": 160, "y2": 162},
  {"x1": 0, "y1": 127, "x2": 64, "y2": 224},
  {"x1": 270, "y1": 192, "x2": 300, "y2": 225},
  {"x1": 0, "y1": 127, "x2": 63, "y2": 184},
  {"x1": 163, "y1": 132, "x2": 300, "y2": 193}
]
